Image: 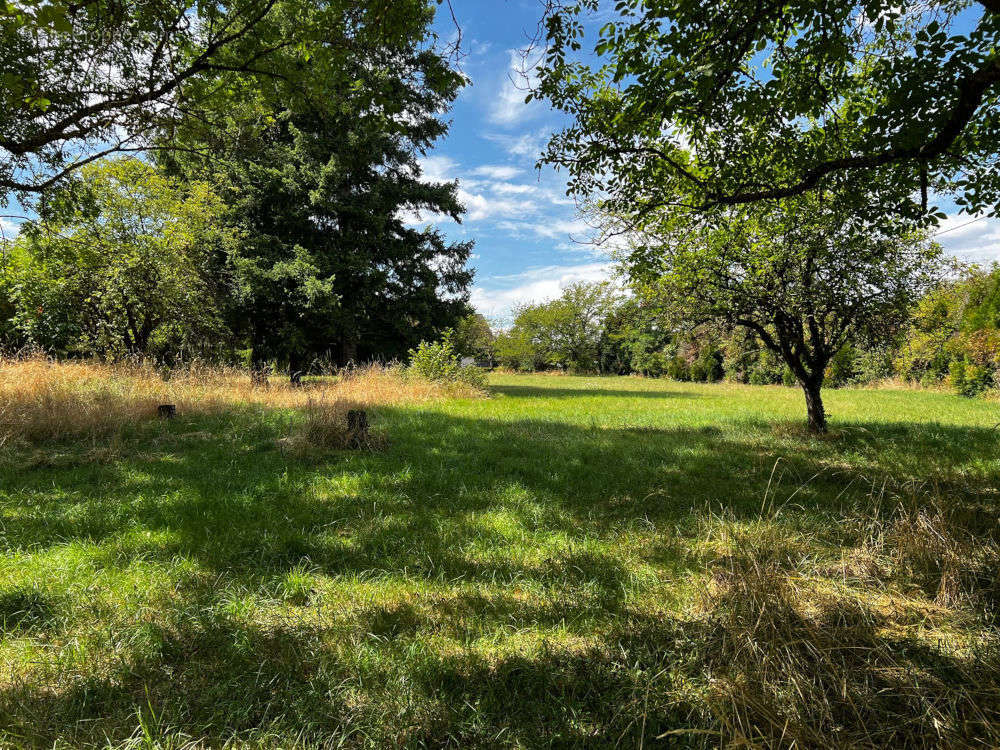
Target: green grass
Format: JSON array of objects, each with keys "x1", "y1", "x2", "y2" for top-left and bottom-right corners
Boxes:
[{"x1": 0, "y1": 375, "x2": 998, "y2": 747}]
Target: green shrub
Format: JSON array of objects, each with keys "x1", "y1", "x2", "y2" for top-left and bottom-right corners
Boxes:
[
  {"x1": 747, "y1": 350, "x2": 788, "y2": 385},
  {"x1": 951, "y1": 358, "x2": 993, "y2": 397},
  {"x1": 949, "y1": 359, "x2": 966, "y2": 395},
  {"x1": 852, "y1": 345, "x2": 896, "y2": 385},
  {"x1": 408, "y1": 332, "x2": 487, "y2": 389},
  {"x1": 666, "y1": 355, "x2": 691, "y2": 381},
  {"x1": 690, "y1": 346, "x2": 724, "y2": 382},
  {"x1": 825, "y1": 344, "x2": 856, "y2": 387}
]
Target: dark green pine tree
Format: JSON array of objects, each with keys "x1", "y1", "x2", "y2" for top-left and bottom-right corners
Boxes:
[{"x1": 161, "y1": 0, "x2": 473, "y2": 374}]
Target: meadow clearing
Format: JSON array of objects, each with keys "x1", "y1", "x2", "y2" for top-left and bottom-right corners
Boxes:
[{"x1": 0, "y1": 362, "x2": 998, "y2": 748}]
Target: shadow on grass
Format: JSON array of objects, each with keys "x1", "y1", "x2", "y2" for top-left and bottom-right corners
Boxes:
[
  {"x1": 0, "y1": 589, "x2": 56, "y2": 637},
  {"x1": 0, "y1": 407, "x2": 997, "y2": 746},
  {"x1": 490, "y1": 383, "x2": 700, "y2": 399},
  {"x1": 2, "y1": 593, "x2": 996, "y2": 748},
  {"x1": 1, "y1": 410, "x2": 997, "y2": 588}
]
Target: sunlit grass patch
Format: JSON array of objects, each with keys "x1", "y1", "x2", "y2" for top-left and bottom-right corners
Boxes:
[{"x1": 0, "y1": 373, "x2": 997, "y2": 747}]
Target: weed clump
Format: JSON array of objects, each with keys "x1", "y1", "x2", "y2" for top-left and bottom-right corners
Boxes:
[
  {"x1": 698, "y1": 536, "x2": 1000, "y2": 748},
  {"x1": 881, "y1": 502, "x2": 1000, "y2": 617},
  {"x1": 279, "y1": 399, "x2": 385, "y2": 455}
]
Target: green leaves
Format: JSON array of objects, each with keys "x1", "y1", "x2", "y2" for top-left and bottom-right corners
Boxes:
[
  {"x1": 534, "y1": 0, "x2": 1000, "y2": 218},
  {"x1": 4, "y1": 159, "x2": 236, "y2": 356}
]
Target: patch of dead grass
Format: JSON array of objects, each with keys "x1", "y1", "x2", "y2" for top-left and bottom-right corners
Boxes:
[{"x1": 0, "y1": 357, "x2": 480, "y2": 446}]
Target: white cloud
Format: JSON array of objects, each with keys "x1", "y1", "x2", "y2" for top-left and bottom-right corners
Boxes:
[
  {"x1": 489, "y1": 49, "x2": 545, "y2": 127},
  {"x1": 405, "y1": 151, "x2": 576, "y2": 229},
  {"x1": 470, "y1": 164, "x2": 524, "y2": 180},
  {"x1": 418, "y1": 155, "x2": 459, "y2": 183},
  {"x1": 934, "y1": 213, "x2": 1000, "y2": 263},
  {"x1": 485, "y1": 129, "x2": 551, "y2": 159},
  {"x1": 0, "y1": 217, "x2": 21, "y2": 241},
  {"x1": 457, "y1": 189, "x2": 535, "y2": 222},
  {"x1": 471, "y1": 261, "x2": 614, "y2": 319},
  {"x1": 497, "y1": 217, "x2": 594, "y2": 241}
]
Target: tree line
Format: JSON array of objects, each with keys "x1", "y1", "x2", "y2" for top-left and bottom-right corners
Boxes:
[
  {"x1": 474, "y1": 258, "x2": 1000, "y2": 404},
  {"x1": 0, "y1": 1, "x2": 473, "y2": 374}
]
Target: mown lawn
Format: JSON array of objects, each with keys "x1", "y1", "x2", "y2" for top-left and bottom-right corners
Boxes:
[{"x1": 0, "y1": 374, "x2": 998, "y2": 748}]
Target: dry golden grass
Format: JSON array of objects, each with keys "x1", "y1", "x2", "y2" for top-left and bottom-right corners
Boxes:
[
  {"x1": 0, "y1": 356, "x2": 480, "y2": 446},
  {"x1": 279, "y1": 398, "x2": 388, "y2": 456},
  {"x1": 699, "y1": 529, "x2": 1000, "y2": 748}
]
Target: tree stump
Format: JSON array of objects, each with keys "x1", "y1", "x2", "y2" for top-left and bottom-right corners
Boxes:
[
  {"x1": 347, "y1": 409, "x2": 368, "y2": 448},
  {"x1": 158, "y1": 404, "x2": 176, "y2": 419}
]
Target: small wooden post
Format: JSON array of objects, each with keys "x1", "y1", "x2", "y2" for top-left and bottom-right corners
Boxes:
[
  {"x1": 347, "y1": 409, "x2": 368, "y2": 448},
  {"x1": 158, "y1": 404, "x2": 176, "y2": 419}
]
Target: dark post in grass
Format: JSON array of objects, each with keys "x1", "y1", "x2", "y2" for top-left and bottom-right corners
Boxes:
[
  {"x1": 347, "y1": 410, "x2": 369, "y2": 448},
  {"x1": 158, "y1": 404, "x2": 176, "y2": 419}
]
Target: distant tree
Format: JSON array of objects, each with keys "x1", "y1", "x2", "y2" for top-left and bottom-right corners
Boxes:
[
  {"x1": 621, "y1": 192, "x2": 943, "y2": 432},
  {"x1": 534, "y1": 0, "x2": 1000, "y2": 220},
  {"x1": 602, "y1": 297, "x2": 678, "y2": 377},
  {"x1": 494, "y1": 323, "x2": 545, "y2": 372},
  {"x1": 161, "y1": 0, "x2": 472, "y2": 375},
  {"x1": 495, "y1": 282, "x2": 620, "y2": 373},
  {"x1": 2, "y1": 159, "x2": 236, "y2": 357},
  {"x1": 452, "y1": 313, "x2": 495, "y2": 363}
]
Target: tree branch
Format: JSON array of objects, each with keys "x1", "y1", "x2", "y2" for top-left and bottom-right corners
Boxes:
[{"x1": 703, "y1": 54, "x2": 1000, "y2": 208}]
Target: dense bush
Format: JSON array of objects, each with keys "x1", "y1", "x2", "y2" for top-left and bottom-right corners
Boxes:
[
  {"x1": 408, "y1": 332, "x2": 488, "y2": 390},
  {"x1": 690, "y1": 343, "x2": 724, "y2": 382},
  {"x1": 895, "y1": 265, "x2": 1000, "y2": 396}
]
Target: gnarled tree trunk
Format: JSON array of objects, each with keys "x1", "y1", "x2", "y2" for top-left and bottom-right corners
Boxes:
[{"x1": 801, "y1": 377, "x2": 827, "y2": 434}]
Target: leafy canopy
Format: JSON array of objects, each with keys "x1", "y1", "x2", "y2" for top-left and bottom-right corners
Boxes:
[
  {"x1": 0, "y1": 0, "x2": 460, "y2": 196},
  {"x1": 534, "y1": 0, "x2": 1000, "y2": 221}
]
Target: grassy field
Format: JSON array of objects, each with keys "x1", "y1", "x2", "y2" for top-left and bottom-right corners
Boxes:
[{"x1": 0, "y1": 368, "x2": 998, "y2": 748}]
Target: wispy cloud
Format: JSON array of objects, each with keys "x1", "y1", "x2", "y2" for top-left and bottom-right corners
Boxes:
[
  {"x1": 0, "y1": 217, "x2": 21, "y2": 241},
  {"x1": 484, "y1": 129, "x2": 551, "y2": 159},
  {"x1": 497, "y1": 217, "x2": 595, "y2": 241},
  {"x1": 418, "y1": 154, "x2": 460, "y2": 183},
  {"x1": 488, "y1": 49, "x2": 545, "y2": 127},
  {"x1": 934, "y1": 213, "x2": 1000, "y2": 263},
  {"x1": 470, "y1": 164, "x2": 524, "y2": 180},
  {"x1": 471, "y1": 261, "x2": 614, "y2": 319},
  {"x1": 457, "y1": 188, "x2": 535, "y2": 222}
]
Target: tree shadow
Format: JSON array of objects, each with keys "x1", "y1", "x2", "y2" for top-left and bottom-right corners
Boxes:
[
  {"x1": 0, "y1": 407, "x2": 997, "y2": 746},
  {"x1": 491, "y1": 383, "x2": 699, "y2": 399}
]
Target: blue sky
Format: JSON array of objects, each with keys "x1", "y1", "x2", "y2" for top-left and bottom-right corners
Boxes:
[
  {"x1": 410, "y1": 0, "x2": 615, "y2": 324},
  {"x1": 421, "y1": 0, "x2": 1000, "y2": 323}
]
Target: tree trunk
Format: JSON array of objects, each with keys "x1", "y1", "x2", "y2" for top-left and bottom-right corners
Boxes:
[
  {"x1": 250, "y1": 338, "x2": 270, "y2": 387},
  {"x1": 289, "y1": 351, "x2": 304, "y2": 386},
  {"x1": 801, "y1": 378, "x2": 827, "y2": 434},
  {"x1": 339, "y1": 335, "x2": 358, "y2": 368}
]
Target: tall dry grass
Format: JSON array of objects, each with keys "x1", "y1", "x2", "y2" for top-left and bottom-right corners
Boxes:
[
  {"x1": 699, "y1": 528, "x2": 1000, "y2": 748},
  {"x1": 0, "y1": 357, "x2": 479, "y2": 446}
]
